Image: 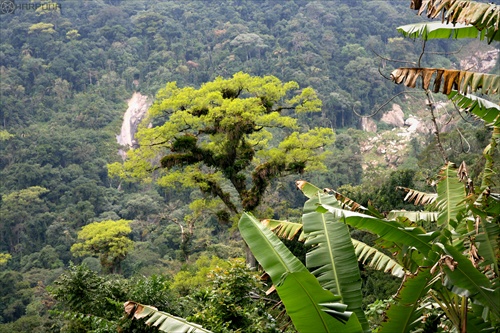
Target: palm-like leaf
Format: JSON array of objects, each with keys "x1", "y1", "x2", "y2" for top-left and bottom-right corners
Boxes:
[
  {"x1": 238, "y1": 212, "x2": 362, "y2": 333},
  {"x1": 352, "y1": 239, "x2": 405, "y2": 278},
  {"x1": 323, "y1": 187, "x2": 368, "y2": 214},
  {"x1": 448, "y1": 91, "x2": 500, "y2": 127},
  {"x1": 436, "y1": 162, "x2": 466, "y2": 228},
  {"x1": 391, "y1": 67, "x2": 500, "y2": 95},
  {"x1": 478, "y1": 126, "x2": 500, "y2": 195},
  {"x1": 124, "y1": 301, "x2": 212, "y2": 333},
  {"x1": 260, "y1": 214, "x2": 404, "y2": 279},
  {"x1": 379, "y1": 268, "x2": 434, "y2": 333},
  {"x1": 301, "y1": 187, "x2": 369, "y2": 332}
]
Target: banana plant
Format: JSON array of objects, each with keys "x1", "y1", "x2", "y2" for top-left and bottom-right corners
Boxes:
[
  {"x1": 249, "y1": 160, "x2": 498, "y2": 332},
  {"x1": 318, "y1": 163, "x2": 499, "y2": 332},
  {"x1": 383, "y1": 5, "x2": 500, "y2": 330}
]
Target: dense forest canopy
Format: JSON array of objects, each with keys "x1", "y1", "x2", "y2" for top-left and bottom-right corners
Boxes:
[{"x1": 0, "y1": 0, "x2": 498, "y2": 332}]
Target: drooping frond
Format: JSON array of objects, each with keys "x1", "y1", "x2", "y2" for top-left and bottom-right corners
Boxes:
[
  {"x1": 391, "y1": 67, "x2": 500, "y2": 95},
  {"x1": 449, "y1": 91, "x2": 500, "y2": 126},
  {"x1": 411, "y1": 0, "x2": 500, "y2": 43},
  {"x1": 323, "y1": 188, "x2": 368, "y2": 213},
  {"x1": 387, "y1": 210, "x2": 438, "y2": 223},
  {"x1": 352, "y1": 239, "x2": 406, "y2": 278},
  {"x1": 261, "y1": 219, "x2": 304, "y2": 241},
  {"x1": 475, "y1": 214, "x2": 500, "y2": 277},
  {"x1": 124, "y1": 301, "x2": 212, "y2": 333},
  {"x1": 397, "y1": 186, "x2": 437, "y2": 206},
  {"x1": 319, "y1": 203, "x2": 436, "y2": 257}
]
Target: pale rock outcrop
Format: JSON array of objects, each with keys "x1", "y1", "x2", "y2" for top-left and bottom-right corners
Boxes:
[
  {"x1": 405, "y1": 115, "x2": 429, "y2": 134},
  {"x1": 381, "y1": 104, "x2": 405, "y2": 127},
  {"x1": 460, "y1": 49, "x2": 499, "y2": 73},
  {"x1": 361, "y1": 117, "x2": 377, "y2": 132}
]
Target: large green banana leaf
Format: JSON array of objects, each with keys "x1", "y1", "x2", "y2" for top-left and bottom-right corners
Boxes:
[
  {"x1": 239, "y1": 212, "x2": 307, "y2": 281},
  {"x1": 238, "y1": 212, "x2": 362, "y2": 333},
  {"x1": 397, "y1": 22, "x2": 488, "y2": 41},
  {"x1": 379, "y1": 268, "x2": 434, "y2": 333},
  {"x1": 472, "y1": 208, "x2": 500, "y2": 277},
  {"x1": 124, "y1": 301, "x2": 212, "y2": 333},
  {"x1": 436, "y1": 162, "x2": 466, "y2": 228},
  {"x1": 318, "y1": 204, "x2": 436, "y2": 258},
  {"x1": 275, "y1": 271, "x2": 363, "y2": 333},
  {"x1": 261, "y1": 216, "x2": 404, "y2": 278},
  {"x1": 411, "y1": 0, "x2": 500, "y2": 44},
  {"x1": 301, "y1": 186, "x2": 369, "y2": 332}
]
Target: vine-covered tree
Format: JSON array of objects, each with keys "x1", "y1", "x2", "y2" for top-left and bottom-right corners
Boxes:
[{"x1": 110, "y1": 72, "x2": 334, "y2": 217}]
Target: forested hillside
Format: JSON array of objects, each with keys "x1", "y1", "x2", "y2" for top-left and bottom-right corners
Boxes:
[{"x1": 0, "y1": 0, "x2": 498, "y2": 332}]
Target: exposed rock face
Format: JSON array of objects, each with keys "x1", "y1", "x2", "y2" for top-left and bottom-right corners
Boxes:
[
  {"x1": 405, "y1": 115, "x2": 429, "y2": 134},
  {"x1": 405, "y1": 116, "x2": 419, "y2": 132},
  {"x1": 117, "y1": 92, "x2": 151, "y2": 159},
  {"x1": 460, "y1": 49, "x2": 499, "y2": 73},
  {"x1": 361, "y1": 117, "x2": 377, "y2": 132},
  {"x1": 381, "y1": 104, "x2": 405, "y2": 127}
]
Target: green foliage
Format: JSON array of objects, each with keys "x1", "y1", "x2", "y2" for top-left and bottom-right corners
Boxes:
[
  {"x1": 171, "y1": 256, "x2": 231, "y2": 297},
  {"x1": 50, "y1": 263, "x2": 123, "y2": 330},
  {"x1": 50, "y1": 263, "x2": 174, "y2": 333},
  {"x1": 20, "y1": 245, "x2": 63, "y2": 271},
  {"x1": 0, "y1": 0, "x2": 495, "y2": 330},
  {"x1": 0, "y1": 130, "x2": 13, "y2": 142},
  {"x1": 70, "y1": 220, "x2": 133, "y2": 274},
  {"x1": 0, "y1": 270, "x2": 32, "y2": 323},
  {"x1": 0, "y1": 186, "x2": 50, "y2": 254},
  {"x1": 185, "y1": 259, "x2": 279, "y2": 333}
]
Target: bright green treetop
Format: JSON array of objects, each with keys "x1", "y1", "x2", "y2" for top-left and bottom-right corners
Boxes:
[
  {"x1": 70, "y1": 219, "x2": 133, "y2": 274},
  {"x1": 0, "y1": 253, "x2": 12, "y2": 266},
  {"x1": 109, "y1": 72, "x2": 334, "y2": 214}
]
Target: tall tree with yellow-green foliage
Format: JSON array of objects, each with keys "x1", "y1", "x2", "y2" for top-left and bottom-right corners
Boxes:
[{"x1": 109, "y1": 72, "x2": 334, "y2": 218}]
